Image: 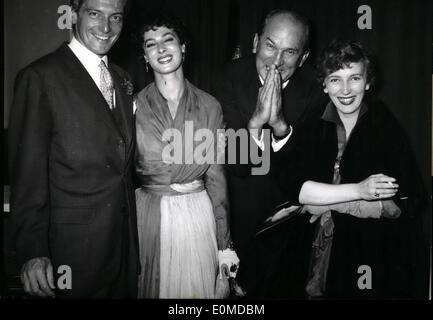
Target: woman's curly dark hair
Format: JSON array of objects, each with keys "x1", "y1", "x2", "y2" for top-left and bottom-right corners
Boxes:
[
  {"x1": 134, "y1": 14, "x2": 188, "y2": 55},
  {"x1": 316, "y1": 40, "x2": 375, "y2": 87}
]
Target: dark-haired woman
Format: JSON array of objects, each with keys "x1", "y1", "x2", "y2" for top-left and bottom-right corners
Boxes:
[
  {"x1": 276, "y1": 40, "x2": 427, "y2": 299},
  {"x1": 134, "y1": 16, "x2": 239, "y2": 299}
]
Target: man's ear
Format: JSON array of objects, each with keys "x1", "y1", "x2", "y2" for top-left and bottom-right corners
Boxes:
[
  {"x1": 71, "y1": 8, "x2": 78, "y2": 25},
  {"x1": 252, "y1": 34, "x2": 259, "y2": 54},
  {"x1": 298, "y1": 50, "x2": 310, "y2": 67}
]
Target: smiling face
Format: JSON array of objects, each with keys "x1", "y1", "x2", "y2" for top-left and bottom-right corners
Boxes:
[
  {"x1": 253, "y1": 13, "x2": 309, "y2": 82},
  {"x1": 72, "y1": 0, "x2": 124, "y2": 57},
  {"x1": 324, "y1": 62, "x2": 370, "y2": 118},
  {"x1": 143, "y1": 26, "x2": 185, "y2": 75}
]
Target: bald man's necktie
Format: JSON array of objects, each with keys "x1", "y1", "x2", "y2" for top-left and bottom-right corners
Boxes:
[{"x1": 99, "y1": 60, "x2": 114, "y2": 110}]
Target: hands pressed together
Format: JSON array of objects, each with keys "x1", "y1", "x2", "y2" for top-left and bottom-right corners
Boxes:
[{"x1": 248, "y1": 64, "x2": 289, "y2": 137}]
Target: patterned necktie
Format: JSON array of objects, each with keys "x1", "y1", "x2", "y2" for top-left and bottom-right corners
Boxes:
[{"x1": 99, "y1": 60, "x2": 114, "y2": 110}]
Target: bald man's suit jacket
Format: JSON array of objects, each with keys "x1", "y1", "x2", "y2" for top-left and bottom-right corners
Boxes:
[{"x1": 213, "y1": 55, "x2": 327, "y2": 298}]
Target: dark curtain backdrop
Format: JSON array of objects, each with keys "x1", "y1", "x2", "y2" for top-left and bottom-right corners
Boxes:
[
  {"x1": 2, "y1": 0, "x2": 431, "y2": 242},
  {"x1": 3, "y1": 0, "x2": 71, "y2": 128},
  {"x1": 2, "y1": 0, "x2": 431, "y2": 297},
  {"x1": 111, "y1": 0, "x2": 432, "y2": 243}
]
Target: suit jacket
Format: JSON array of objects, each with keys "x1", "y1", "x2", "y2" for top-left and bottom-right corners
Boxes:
[
  {"x1": 8, "y1": 43, "x2": 139, "y2": 298},
  {"x1": 212, "y1": 56, "x2": 327, "y2": 298}
]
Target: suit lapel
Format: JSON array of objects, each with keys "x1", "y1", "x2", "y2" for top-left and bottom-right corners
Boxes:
[
  {"x1": 56, "y1": 44, "x2": 125, "y2": 139},
  {"x1": 241, "y1": 58, "x2": 261, "y2": 122},
  {"x1": 281, "y1": 71, "x2": 309, "y2": 125},
  {"x1": 110, "y1": 67, "x2": 134, "y2": 155}
]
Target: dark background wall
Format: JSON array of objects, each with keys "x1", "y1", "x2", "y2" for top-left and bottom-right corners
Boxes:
[
  {"x1": 3, "y1": 0, "x2": 71, "y2": 128},
  {"x1": 2, "y1": 0, "x2": 431, "y2": 261}
]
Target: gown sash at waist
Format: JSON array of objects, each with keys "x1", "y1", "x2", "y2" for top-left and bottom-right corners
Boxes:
[{"x1": 140, "y1": 180, "x2": 205, "y2": 196}]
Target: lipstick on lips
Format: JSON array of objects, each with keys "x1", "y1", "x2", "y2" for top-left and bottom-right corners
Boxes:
[
  {"x1": 157, "y1": 54, "x2": 173, "y2": 64},
  {"x1": 337, "y1": 96, "x2": 356, "y2": 105}
]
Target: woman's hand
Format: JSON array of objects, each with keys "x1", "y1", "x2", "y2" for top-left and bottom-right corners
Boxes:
[
  {"x1": 357, "y1": 174, "x2": 399, "y2": 200},
  {"x1": 215, "y1": 264, "x2": 230, "y2": 299}
]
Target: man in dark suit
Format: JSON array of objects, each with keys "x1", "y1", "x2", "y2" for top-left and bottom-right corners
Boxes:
[
  {"x1": 8, "y1": 0, "x2": 138, "y2": 298},
  {"x1": 213, "y1": 9, "x2": 326, "y2": 298}
]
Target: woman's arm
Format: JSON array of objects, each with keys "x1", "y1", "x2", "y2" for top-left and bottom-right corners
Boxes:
[
  {"x1": 299, "y1": 174, "x2": 398, "y2": 205},
  {"x1": 303, "y1": 199, "x2": 402, "y2": 220},
  {"x1": 299, "y1": 181, "x2": 360, "y2": 205},
  {"x1": 299, "y1": 173, "x2": 400, "y2": 220},
  {"x1": 204, "y1": 163, "x2": 232, "y2": 250},
  {"x1": 204, "y1": 163, "x2": 242, "y2": 282}
]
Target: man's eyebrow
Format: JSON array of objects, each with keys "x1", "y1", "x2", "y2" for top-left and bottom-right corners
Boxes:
[
  {"x1": 265, "y1": 37, "x2": 275, "y2": 45},
  {"x1": 85, "y1": 8, "x2": 124, "y2": 15},
  {"x1": 265, "y1": 37, "x2": 299, "y2": 52},
  {"x1": 85, "y1": 8, "x2": 101, "y2": 13}
]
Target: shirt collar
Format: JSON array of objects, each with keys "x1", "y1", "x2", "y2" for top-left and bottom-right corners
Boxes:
[
  {"x1": 68, "y1": 36, "x2": 108, "y2": 68},
  {"x1": 321, "y1": 101, "x2": 368, "y2": 125}
]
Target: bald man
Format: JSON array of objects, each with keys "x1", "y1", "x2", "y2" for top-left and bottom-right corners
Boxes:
[{"x1": 213, "y1": 9, "x2": 326, "y2": 298}]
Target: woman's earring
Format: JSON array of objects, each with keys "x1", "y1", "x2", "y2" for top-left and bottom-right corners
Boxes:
[
  {"x1": 182, "y1": 51, "x2": 185, "y2": 62},
  {"x1": 323, "y1": 82, "x2": 328, "y2": 93},
  {"x1": 144, "y1": 58, "x2": 149, "y2": 72}
]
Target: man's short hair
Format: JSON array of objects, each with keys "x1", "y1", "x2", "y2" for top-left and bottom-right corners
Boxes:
[
  {"x1": 70, "y1": 0, "x2": 86, "y2": 12},
  {"x1": 256, "y1": 9, "x2": 311, "y2": 52},
  {"x1": 69, "y1": 0, "x2": 128, "y2": 12},
  {"x1": 316, "y1": 39, "x2": 375, "y2": 86}
]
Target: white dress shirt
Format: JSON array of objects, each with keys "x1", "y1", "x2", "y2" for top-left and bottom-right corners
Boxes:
[{"x1": 68, "y1": 37, "x2": 116, "y2": 107}]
